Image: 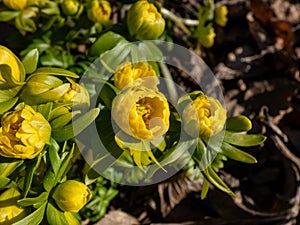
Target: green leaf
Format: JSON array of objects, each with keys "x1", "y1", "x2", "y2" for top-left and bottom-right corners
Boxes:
[
  {"x1": 89, "y1": 31, "x2": 126, "y2": 57},
  {"x1": 48, "y1": 138, "x2": 61, "y2": 175},
  {"x1": 200, "y1": 177, "x2": 210, "y2": 199},
  {"x1": 50, "y1": 112, "x2": 74, "y2": 129},
  {"x1": 224, "y1": 131, "x2": 266, "y2": 147},
  {"x1": 0, "y1": 97, "x2": 19, "y2": 115},
  {"x1": 137, "y1": 42, "x2": 163, "y2": 62},
  {"x1": 13, "y1": 202, "x2": 47, "y2": 225},
  {"x1": 85, "y1": 167, "x2": 103, "y2": 186},
  {"x1": 193, "y1": 138, "x2": 207, "y2": 168},
  {"x1": 43, "y1": 170, "x2": 56, "y2": 192},
  {"x1": 146, "y1": 140, "x2": 195, "y2": 178},
  {"x1": 55, "y1": 144, "x2": 75, "y2": 183},
  {"x1": 35, "y1": 102, "x2": 53, "y2": 121},
  {"x1": 22, "y1": 48, "x2": 39, "y2": 74},
  {"x1": 0, "y1": 177, "x2": 17, "y2": 189},
  {"x1": 226, "y1": 116, "x2": 252, "y2": 132},
  {"x1": 18, "y1": 192, "x2": 49, "y2": 208},
  {"x1": 32, "y1": 67, "x2": 79, "y2": 78},
  {"x1": 202, "y1": 167, "x2": 234, "y2": 196},
  {"x1": 46, "y1": 202, "x2": 69, "y2": 225},
  {"x1": 0, "y1": 157, "x2": 23, "y2": 178},
  {"x1": 51, "y1": 108, "x2": 100, "y2": 142},
  {"x1": 221, "y1": 142, "x2": 257, "y2": 163},
  {"x1": 0, "y1": 11, "x2": 19, "y2": 21},
  {"x1": 23, "y1": 154, "x2": 42, "y2": 198},
  {"x1": 100, "y1": 40, "x2": 131, "y2": 73},
  {"x1": 98, "y1": 82, "x2": 118, "y2": 109}
]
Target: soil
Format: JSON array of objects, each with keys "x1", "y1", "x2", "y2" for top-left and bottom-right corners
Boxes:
[{"x1": 99, "y1": 0, "x2": 300, "y2": 224}]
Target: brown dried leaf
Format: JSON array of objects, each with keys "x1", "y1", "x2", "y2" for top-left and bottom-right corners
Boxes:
[
  {"x1": 94, "y1": 210, "x2": 139, "y2": 225},
  {"x1": 270, "y1": 19, "x2": 294, "y2": 55},
  {"x1": 158, "y1": 174, "x2": 203, "y2": 217},
  {"x1": 250, "y1": 0, "x2": 274, "y2": 24}
]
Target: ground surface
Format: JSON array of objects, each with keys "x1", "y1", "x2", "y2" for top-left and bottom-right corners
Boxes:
[{"x1": 98, "y1": 0, "x2": 300, "y2": 224}]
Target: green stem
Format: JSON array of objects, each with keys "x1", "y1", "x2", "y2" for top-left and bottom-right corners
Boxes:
[
  {"x1": 161, "y1": 8, "x2": 191, "y2": 35},
  {"x1": 158, "y1": 62, "x2": 178, "y2": 104}
]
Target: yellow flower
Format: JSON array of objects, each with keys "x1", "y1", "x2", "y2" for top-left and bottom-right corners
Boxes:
[
  {"x1": 19, "y1": 74, "x2": 71, "y2": 105},
  {"x1": 0, "y1": 188, "x2": 27, "y2": 225},
  {"x1": 0, "y1": 105, "x2": 51, "y2": 159},
  {"x1": 3, "y1": 0, "x2": 27, "y2": 11},
  {"x1": 114, "y1": 62, "x2": 158, "y2": 90},
  {"x1": 127, "y1": 0, "x2": 165, "y2": 40},
  {"x1": 59, "y1": 83, "x2": 90, "y2": 107},
  {"x1": 61, "y1": 0, "x2": 80, "y2": 16},
  {"x1": 214, "y1": 5, "x2": 228, "y2": 27},
  {"x1": 87, "y1": 0, "x2": 111, "y2": 24},
  {"x1": 182, "y1": 91, "x2": 227, "y2": 137},
  {"x1": 197, "y1": 23, "x2": 216, "y2": 48},
  {"x1": 0, "y1": 45, "x2": 25, "y2": 84},
  {"x1": 52, "y1": 180, "x2": 92, "y2": 213},
  {"x1": 112, "y1": 86, "x2": 170, "y2": 140}
]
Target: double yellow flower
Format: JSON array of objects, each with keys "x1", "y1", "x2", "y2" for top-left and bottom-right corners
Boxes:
[
  {"x1": 0, "y1": 105, "x2": 51, "y2": 159},
  {"x1": 182, "y1": 91, "x2": 227, "y2": 138},
  {"x1": 112, "y1": 62, "x2": 169, "y2": 141}
]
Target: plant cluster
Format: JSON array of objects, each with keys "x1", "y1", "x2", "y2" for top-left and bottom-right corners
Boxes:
[{"x1": 0, "y1": 0, "x2": 266, "y2": 224}]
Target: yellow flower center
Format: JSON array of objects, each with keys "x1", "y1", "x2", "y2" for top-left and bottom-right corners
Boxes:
[{"x1": 136, "y1": 98, "x2": 153, "y2": 130}]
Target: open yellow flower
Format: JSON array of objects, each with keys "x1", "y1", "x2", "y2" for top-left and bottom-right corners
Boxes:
[
  {"x1": 52, "y1": 180, "x2": 92, "y2": 213},
  {"x1": 112, "y1": 86, "x2": 170, "y2": 140},
  {"x1": 127, "y1": 0, "x2": 165, "y2": 40},
  {"x1": 182, "y1": 91, "x2": 227, "y2": 137},
  {"x1": 0, "y1": 105, "x2": 51, "y2": 159},
  {"x1": 87, "y1": 0, "x2": 111, "y2": 24},
  {"x1": 0, "y1": 188, "x2": 27, "y2": 225},
  {"x1": 0, "y1": 45, "x2": 25, "y2": 84},
  {"x1": 114, "y1": 62, "x2": 158, "y2": 90}
]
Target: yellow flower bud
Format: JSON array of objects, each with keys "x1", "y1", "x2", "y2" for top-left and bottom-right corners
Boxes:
[
  {"x1": 0, "y1": 105, "x2": 51, "y2": 159},
  {"x1": 87, "y1": 0, "x2": 111, "y2": 23},
  {"x1": 52, "y1": 180, "x2": 92, "y2": 213},
  {"x1": 114, "y1": 62, "x2": 158, "y2": 90},
  {"x1": 0, "y1": 45, "x2": 25, "y2": 84},
  {"x1": 197, "y1": 24, "x2": 215, "y2": 48},
  {"x1": 127, "y1": 0, "x2": 165, "y2": 40},
  {"x1": 112, "y1": 86, "x2": 170, "y2": 140},
  {"x1": 182, "y1": 91, "x2": 227, "y2": 137},
  {"x1": 0, "y1": 188, "x2": 27, "y2": 225},
  {"x1": 61, "y1": 0, "x2": 80, "y2": 16},
  {"x1": 19, "y1": 74, "x2": 71, "y2": 105},
  {"x1": 59, "y1": 83, "x2": 90, "y2": 107},
  {"x1": 3, "y1": 0, "x2": 27, "y2": 11},
  {"x1": 215, "y1": 5, "x2": 228, "y2": 27}
]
